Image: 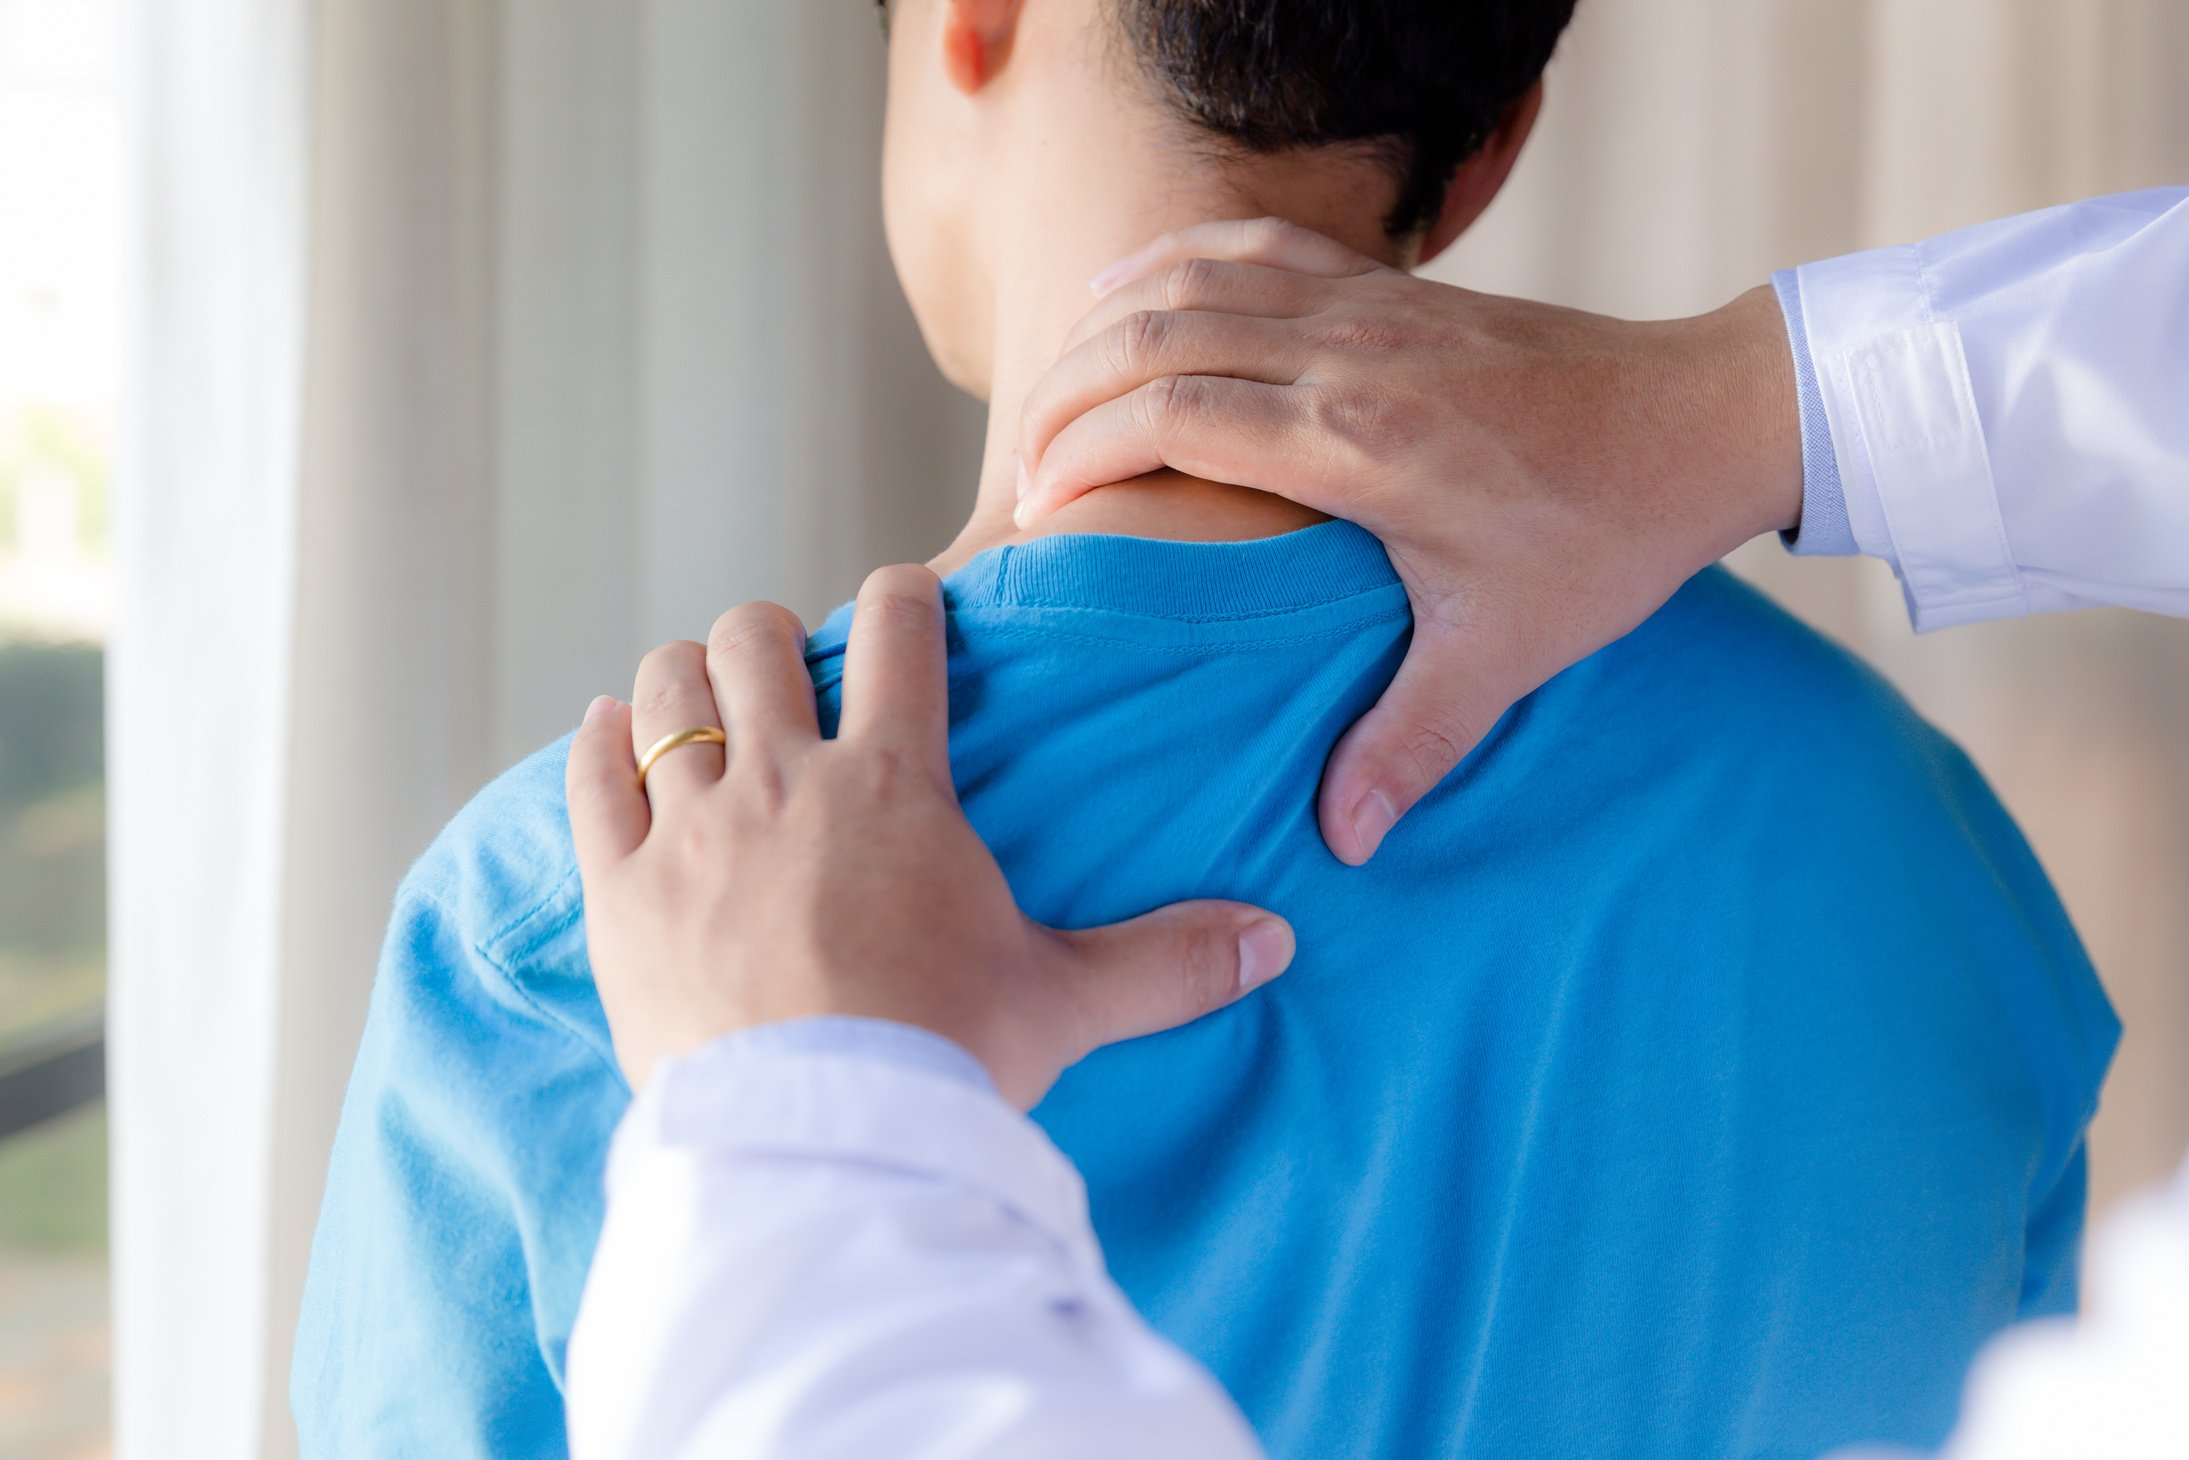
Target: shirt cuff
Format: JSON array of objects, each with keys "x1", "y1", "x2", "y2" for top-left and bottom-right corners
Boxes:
[
  {"x1": 613, "y1": 1033, "x2": 1093, "y2": 1261},
  {"x1": 1771, "y1": 269, "x2": 1857, "y2": 557},
  {"x1": 1791, "y1": 242, "x2": 2028, "y2": 632},
  {"x1": 711, "y1": 1015, "x2": 996, "y2": 1094}
]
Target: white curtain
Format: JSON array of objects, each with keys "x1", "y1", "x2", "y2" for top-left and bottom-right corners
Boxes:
[
  {"x1": 114, "y1": 3, "x2": 975, "y2": 1457},
  {"x1": 113, "y1": 1, "x2": 2186, "y2": 1456},
  {"x1": 113, "y1": 2, "x2": 309, "y2": 1458}
]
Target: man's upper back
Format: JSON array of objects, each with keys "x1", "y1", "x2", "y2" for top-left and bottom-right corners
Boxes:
[{"x1": 295, "y1": 523, "x2": 2116, "y2": 1459}]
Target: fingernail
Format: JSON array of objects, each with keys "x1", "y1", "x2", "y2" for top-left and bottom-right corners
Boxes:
[
  {"x1": 1237, "y1": 918, "x2": 1295, "y2": 992},
  {"x1": 1349, "y1": 789, "x2": 1397, "y2": 864},
  {"x1": 1088, "y1": 250, "x2": 1143, "y2": 297},
  {"x1": 583, "y1": 694, "x2": 617, "y2": 725},
  {"x1": 1015, "y1": 460, "x2": 1032, "y2": 500}
]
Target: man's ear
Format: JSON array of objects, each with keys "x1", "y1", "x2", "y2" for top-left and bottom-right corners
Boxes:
[
  {"x1": 1416, "y1": 79, "x2": 1545, "y2": 266},
  {"x1": 943, "y1": 0, "x2": 1026, "y2": 94}
]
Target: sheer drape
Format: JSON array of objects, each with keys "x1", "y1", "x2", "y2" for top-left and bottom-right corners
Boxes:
[
  {"x1": 115, "y1": 4, "x2": 973, "y2": 1457},
  {"x1": 114, "y1": 2, "x2": 2186, "y2": 1456},
  {"x1": 113, "y1": 2, "x2": 309, "y2": 1457}
]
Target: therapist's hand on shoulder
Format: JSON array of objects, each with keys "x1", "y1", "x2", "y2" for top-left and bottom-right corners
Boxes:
[
  {"x1": 564, "y1": 563, "x2": 1295, "y2": 1108},
  {"x1": 1018, "y1": 218, "x2": 1806, "y2": 864}
]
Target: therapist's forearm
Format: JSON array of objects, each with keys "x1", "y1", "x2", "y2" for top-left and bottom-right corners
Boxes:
[
  {"x1": 566, "y1": 1035, "x2": 1267, "y2": 1460},
  {"x1": 577, "y1": 1039, "x2": 2189, "y2": 1460}
]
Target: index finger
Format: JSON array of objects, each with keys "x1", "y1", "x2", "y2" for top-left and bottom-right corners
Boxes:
[
  {"x1": 706, "y1": 600, "x2": 820, "y2": 758},
  {"x1": 1059, "y1": 258, "x2": 1328, "y2": 361},
  {"x1": 837, "y1": 564, "x2": 952, "y2": 784},
  {"x1": 1020, "y1": 309, "x2": 1311, "y2": 483},
  {"x1": 1088, "y1": 216, "x2": 1382, "y2": 298},
  {"x1": 568, "y1": 694, "x2": 647, "y2": 870}
]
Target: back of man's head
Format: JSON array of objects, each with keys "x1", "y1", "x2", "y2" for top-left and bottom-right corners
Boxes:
[
  {"x1": 1123, "y1": 0, "x2": 1578, "y2": 237},
  {"x1": 875, "y1": 0, "x2": 1580, "y2": 396}
]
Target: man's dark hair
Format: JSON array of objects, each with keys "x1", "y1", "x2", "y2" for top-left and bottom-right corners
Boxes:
[
  {"x1": 1123, "y1": 0, "x2": 1578, "y2": 238},
  {"x1": 873, "y1": 0, "x2": 1576, "y2": 240}
]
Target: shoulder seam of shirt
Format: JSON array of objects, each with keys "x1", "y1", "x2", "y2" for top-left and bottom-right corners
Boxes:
[
  {"x1": 405, "y1": 868, "x2": 629, "y2": 1092},
  {"x1": 479, "y1": 860, "x2": 587, "y2": 966}
]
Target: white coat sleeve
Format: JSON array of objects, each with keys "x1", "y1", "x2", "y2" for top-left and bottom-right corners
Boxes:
[
  {"x1": 1784, "y1": 187, "x2": 2189, "y2": 630},
  {"x1": 564, "y1": 1035, "x2": 1267, "y2": 1460}
]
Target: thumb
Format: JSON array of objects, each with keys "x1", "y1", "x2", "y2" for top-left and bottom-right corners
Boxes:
[
  {"x1": 1317, "y1": 630, "x2": 1522, "y2": 866},
  {"x1": 1056, "y1": 902, "x2": 1295, "y2": 1054}
]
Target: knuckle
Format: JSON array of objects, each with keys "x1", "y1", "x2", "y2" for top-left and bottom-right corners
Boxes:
[
  {"x1": 1321, "y1": 311, "x2": 1412, "y2": 357},
  {"x1": 859, "y1": 587, "x2": 935, "y2": 630},
  {"x1": 735, "y1": 758, "x2": 791, "y2": 815},
  {"x1": 873, "y1": 739, "x2": 956, "y2": 801},
  {"x1": 863, "y1": 742, "x2": 914, "y2": 783},
  {"x1": 666, "y1": 810, "x2": 721, "y2": 867},
  {"x1": 1159, "y1": 256, "x2": 1218, "y2": 310},
  {"x1": 634, "y1": 640, "x2": 688, "y2": 681},
  {"x1": 851, "y1": 742, "x2": 918, "y2": 799},
  {"x1": 1110, "y1": 308, "x2": 1173, "y2": 376},
  {"x1": 1169, "y1": 375, "x2": 1217, "y2": 423},
  {"x1": 1175, "y1": 925, "x2": 1231, "y2": 1008},
  {"x1": 632, "y1": 680, "x2": 680, "y2": 719},
  {"x1": 1311, "y1": 384, "x2": 1405, "y2": 456},
  {"x1": 633, "y1": 641, "x2": 705, "y2": 708},
  {"x1": 1397, "y1": 714, "x2": 1475, "y2": 786},
  {"x1": 863, "y1": 562, "x2": 939, "y2": 604},
  {"x1": 708, "y1": 602, "x2": 801, "y2": 658},
  {"x1": 1129, "y1": 372, "x2": 1215, "y2": 443},
  {"x1": 1128, "y1": 374, "x2": 1181, "y2": 438}
]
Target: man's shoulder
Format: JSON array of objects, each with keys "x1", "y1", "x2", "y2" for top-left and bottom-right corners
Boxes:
[
  {"x1": 379, "y1": 733, "x2": 610, "y2": 1069},
  {"x1": 399, "y1": 733, "x2": 582, "y2": 962},
  {"x1": 1613, "y1": 565, "x2": 1960, "y2": 771},
  {"x1": 1556, "y1": 564, "x2": 2094, "y2": 983},
  {"x1": 1584, "y1": 566, "x2": 2066, "y2": 884},
  {"x1": 300, "y1": 733, "x2": 615, "y2": 1452},
  {"x1": 1585, "y1": 566, "x2": 2117, "y2": 1143}
]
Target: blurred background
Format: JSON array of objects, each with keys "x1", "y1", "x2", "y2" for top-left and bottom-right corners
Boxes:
[{"x1": 0, "y1": 1, "x2": 2181, "y2": 1456}]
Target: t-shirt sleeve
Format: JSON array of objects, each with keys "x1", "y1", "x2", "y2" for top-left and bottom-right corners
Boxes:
[
  {"x1": 1916, "y1": 738, "x2": 2117, "y2": 1325},
  {"x1": 2018, "y1": 1141, "x2": 2092, "y2": 1321},
  {"x1": 290, "y1": 879, "x2": 622, "y2": 1459}
]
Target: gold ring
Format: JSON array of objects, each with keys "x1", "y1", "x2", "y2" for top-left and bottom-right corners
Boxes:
[{"x1": 635, "y1": 726, "x2": 728, "y2": 788}]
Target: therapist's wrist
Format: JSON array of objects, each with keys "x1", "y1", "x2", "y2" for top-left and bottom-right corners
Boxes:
[
  {"x1": 1663, "y1": 282, "x2": 1803, "y2": 551},
  {"x1": 1675, "y1": 284, "x2": 1806, "y2": 549}
]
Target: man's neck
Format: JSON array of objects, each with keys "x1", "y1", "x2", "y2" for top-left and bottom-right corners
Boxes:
[{"x1": 927, "y1": 157, "x2": 1406, "y2": 576}]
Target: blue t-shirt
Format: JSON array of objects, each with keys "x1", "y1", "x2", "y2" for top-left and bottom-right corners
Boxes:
[{"x1": 293, "y1": 523, "x2": 2116, "y2": 1459}]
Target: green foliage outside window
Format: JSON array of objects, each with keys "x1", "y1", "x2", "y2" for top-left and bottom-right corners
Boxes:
[{"x1": 0, "y1": 405, "x2": 110, "y2": 556}]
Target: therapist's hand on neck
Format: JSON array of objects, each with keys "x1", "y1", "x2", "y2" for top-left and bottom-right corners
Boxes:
[
  {"x1": 566, "y1": 564, "x2": 1295, "y2": 1108},
  {"x1": 1017, "y1": 219, "x2": 1805, "y2": 864}
]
